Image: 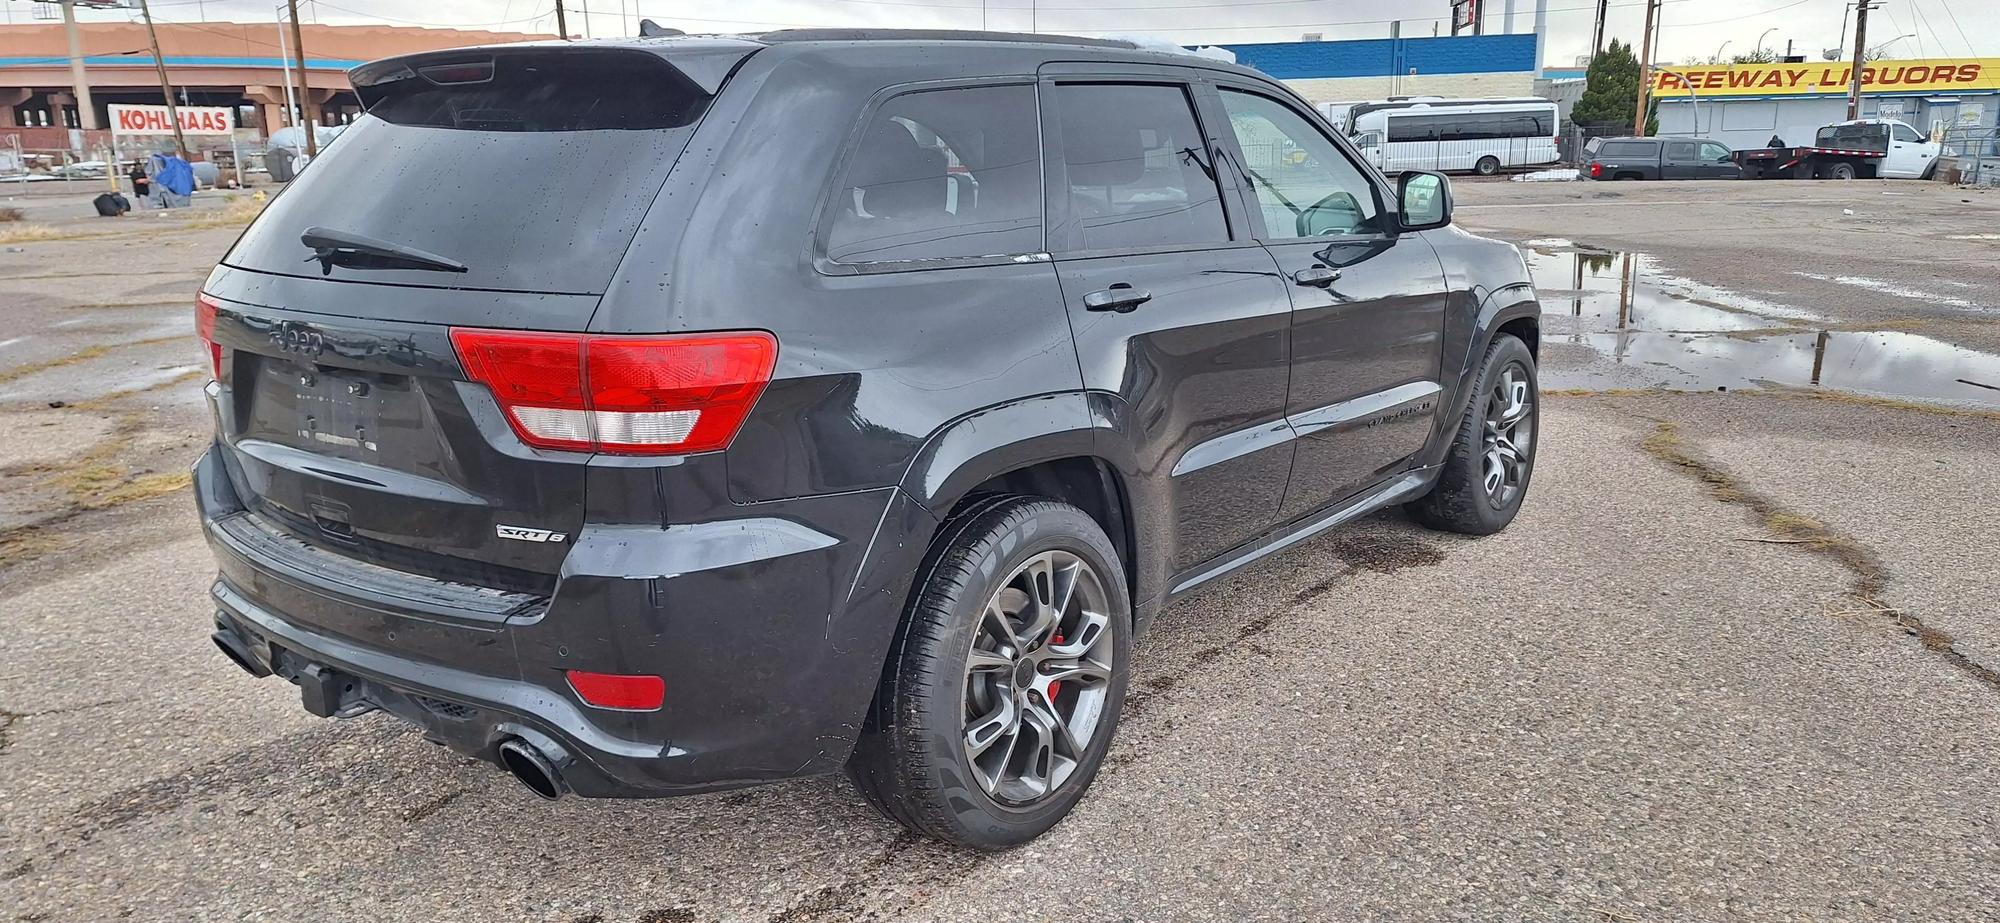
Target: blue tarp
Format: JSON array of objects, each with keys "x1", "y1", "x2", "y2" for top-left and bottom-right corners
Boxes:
[{"x1": 149, "y1": 153, "x2": 194, "y2": 196}]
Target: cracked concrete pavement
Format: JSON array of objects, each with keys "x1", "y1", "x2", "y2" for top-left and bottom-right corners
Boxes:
[{"x1": 3, "y1": 181, "x2": 1997, "y2": 921}]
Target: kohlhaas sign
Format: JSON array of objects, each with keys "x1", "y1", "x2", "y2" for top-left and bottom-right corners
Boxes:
[
  {"x1": 1651, "y1": 58, "x2": 2000, "y2": 97},
  {"x1": 108, "y1": 104, "x2": 236, "y2": 136}
]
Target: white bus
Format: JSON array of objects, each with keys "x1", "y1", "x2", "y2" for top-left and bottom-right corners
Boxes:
[{"x1": 1346, "y1": 98, "x2": 1560, "y2": 176}]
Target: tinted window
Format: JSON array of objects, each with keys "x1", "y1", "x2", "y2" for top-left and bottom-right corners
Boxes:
[
  {"x1": 1598, "y1": 140, "x2": 1656, "y2": 158},
  {"x1": 1700, "y1": 141, "x2": 1732, "y2": 161},
  {"x1": 1387, "y1": 114, "x2": 1437, "y2": 143},
  {"x1": 225, "y1": 49, "x2": 709, "y2": 295},
  {"x1": 1665, "y1": 140, "x2": 1698, "y2": 159},
  {"x1": 1219, "y1": 89, "x2": 1380, "y2": 238},
  {"x1": 1057, "y1": 83, "x2": 1230, "y2": 250},
  {"x1": 825, "y1": 85, "x2": 1043, "y2": 264},
  {"x1": 1892, "y1": 123, "x2": 1925, "y2": 143}
]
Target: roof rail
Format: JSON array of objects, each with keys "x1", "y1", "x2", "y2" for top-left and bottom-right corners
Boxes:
[{"x1": 754, "y1": 28, "x2": 1138, "y2": 50}]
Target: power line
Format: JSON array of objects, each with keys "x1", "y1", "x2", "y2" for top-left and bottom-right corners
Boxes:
[
  {"x1": 1931, "y1": 0, "x2": 1976, "y2": 58},
  {"x1": 1658, "y1": 0, "x2": 1814, "y2": 29}
]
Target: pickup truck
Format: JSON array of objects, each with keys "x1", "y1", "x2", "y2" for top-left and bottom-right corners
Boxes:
[
  {"x1": 1733, "y1": 118, "x2": 1940, "y2": 180},
  {"x1": 1586, "y1": 136, "x2": 1740, "y2": 180}
]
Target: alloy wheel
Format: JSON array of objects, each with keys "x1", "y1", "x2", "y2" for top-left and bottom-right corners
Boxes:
[
  {"x1": 1481, "y1": 363, "x2": 1535, "y2": 507},
  {"x1": 962, "y1": 550, "x2": 1115, "y2": 806}
]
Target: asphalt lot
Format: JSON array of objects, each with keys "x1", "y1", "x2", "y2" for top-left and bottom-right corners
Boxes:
[{"x1": 3, "y1": 178, "x2": 1998, "y2": 922}]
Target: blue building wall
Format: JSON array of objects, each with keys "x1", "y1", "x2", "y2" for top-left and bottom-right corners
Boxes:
[{"x1": 1219, "y1": 34, "x2": 1539, "y2": 81}]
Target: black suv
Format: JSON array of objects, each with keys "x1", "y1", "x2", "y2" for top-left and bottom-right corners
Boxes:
[{"x1": 196, "y1": 30, "x2": 1541, "y2": 849}]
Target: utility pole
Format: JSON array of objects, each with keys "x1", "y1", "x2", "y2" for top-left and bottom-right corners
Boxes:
[
  {"x1": 287, "y1": 0, "x2": 317, "y2": 156},
  {"x1": 1846, "y1": 0, "x2": 1875, "y2": 119},
  {"x1": 1632, "y1": 0, "x2": 1659, "y2": 137},
  {"x1": 136, "y1": 0, "x2": 189, "y2": 159},
  {"x1": 59, "y1": 0, "x2": 98, "y2": 131},
  {"x1": 1590, "y1": 0, "x2": 1608, "y2": 57},
  {"x1": 555, "y1": 0, "x2": 569, "y2": 39}
]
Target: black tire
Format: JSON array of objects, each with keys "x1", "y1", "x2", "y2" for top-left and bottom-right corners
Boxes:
[
  {"x1": 847, "y1": 496, "x2": 1131, "y2": 850},
  {"x1": 1405, "y1": 334, "x2": 1539, "y2": 535},
  {"x1": 1829, "y1": 161, "x2": 1857, "y2": 180},
  {"x1": 1474, "y1": 156, "x2": 1501, "y2": 176}
]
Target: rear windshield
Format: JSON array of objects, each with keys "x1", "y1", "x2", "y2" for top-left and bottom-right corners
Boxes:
[
  {"x1": 1817, "y1": 123, "x2": 1888, "y2": 149},
  {"x1": 1597, "y1": 140, "x2": 1656, "y2": 157},
  {"x1": 223, "y1": 49, "x2": 712, "y2": 296}
]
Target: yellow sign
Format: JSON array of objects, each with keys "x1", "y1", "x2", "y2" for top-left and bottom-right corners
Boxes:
[{"x1": 1651, "y1": 58, "x2": 2000, "y2": 97}]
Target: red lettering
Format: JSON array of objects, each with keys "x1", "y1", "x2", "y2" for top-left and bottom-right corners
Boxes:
[
  {"x1": 1961, "y1": 63, "x2": 1982, "y2": 82},
  {"x1": 1905, "y1": 66, "x2": 1930, "y2": 84},
  {"x1": 1934, "y1": 65, "x2": 1958, "y2": 82},
  {"x1": 1701, "y1": 71, "x2": 1722, "y2": 89},
  {"x1": 1860, "y1": 66, "x2": 1876, "y2": 85},
  {"x1": 1878, "y1": 66, "x2": 1907, "y2": 85},
  {"x1": 1729, "y1": 70, "x2": 1759, "y2": 88}
]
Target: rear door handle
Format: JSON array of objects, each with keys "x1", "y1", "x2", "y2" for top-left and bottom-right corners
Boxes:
[
  {"x1": 1293, "y1": 266, "x2": 1341, "y2": 288},
  {"x1": 1083, "y1": 284, "x2": 1151, "y2": 313}
]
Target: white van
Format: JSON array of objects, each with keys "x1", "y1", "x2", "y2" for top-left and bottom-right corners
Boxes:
[{"x1": 1348, "y1": 98, "x2": 1560, "y2": 175}]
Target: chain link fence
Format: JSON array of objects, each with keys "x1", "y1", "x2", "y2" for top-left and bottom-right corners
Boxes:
[{"x1": 1939, "y1": 127, "x2": 2000, "y2": 187}]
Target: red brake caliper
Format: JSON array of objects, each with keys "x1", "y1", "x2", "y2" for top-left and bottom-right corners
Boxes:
[{"x1": 1046, "y1": 634, "x2": 1064, "y2": 703}]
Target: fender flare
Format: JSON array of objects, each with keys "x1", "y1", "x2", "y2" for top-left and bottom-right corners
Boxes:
[
  {"x1": 896, "y1": 391, "x2": 1100, "y2": 514},
  {"x1": 1421, "y1": 284, "x2": 1540, "y2": 468}
]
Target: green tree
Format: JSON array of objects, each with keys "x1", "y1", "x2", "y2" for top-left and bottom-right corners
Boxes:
[{"x1": 1573, "y1": 39, "x2": 1658, "y2": 134}]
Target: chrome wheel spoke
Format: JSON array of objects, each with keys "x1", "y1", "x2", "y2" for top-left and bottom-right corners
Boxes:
[
  {"x1": 961, "y1": 548, "x2": 1115, "y2": 807},
  {"x1": 966, "y1": 647, "x2": 1013, "y2": 675},
  {"x1": 965, "y1": 696, "x2": 1018, "y2": 759}
]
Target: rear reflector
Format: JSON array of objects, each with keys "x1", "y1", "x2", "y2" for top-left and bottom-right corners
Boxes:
[
  {"x1": 195, "y1": 293, "x2": 224, "y2": 381},
  {"x1": 450, "y1": 328, "x2": 776, "y2": 455},
  {"x1": 565, "y1": 670, "x2": 665, "y2": 711}
]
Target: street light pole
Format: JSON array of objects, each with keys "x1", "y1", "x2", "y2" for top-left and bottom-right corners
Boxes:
[
  {"x1": 1846, "y1": 0, "x2": 1874, "y2": 119},
  {"x1": 1632, "y1": 0, "x2": 1659, "y2": 136},
  {"x1": 287, "y1": 0, "x2": 317, "y2": 157},
  {"x1": 1714, "y1": 40, "x2": 1730, "y2": 63},
  {"x1": 1755, "y1": 27, "x2": 1777, "y2": 58},
  {"x1": 59, "y1": 0, "x2": 98, "y2": 131}
]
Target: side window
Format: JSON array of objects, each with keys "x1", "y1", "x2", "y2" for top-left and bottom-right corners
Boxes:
[
  {"x1": 1700, "y1": 141, "x2": 1731, "y2": 161},
  {"x1": 1219, "y1": 89, "x2": 1381, "y2": 239},
  {"x1": 1665, "y1": 140, "x2": 1698, "y2": 160},
  {"x1": 1892, "y1": 123, "x2": 1925, "y2": 143},
  {"x1": 825, "y1": 84, "x2": 1042, "y2": 265},
  {"x1": 1387, "y1": 115, "x2": 1435, "y2": 143},
  {"x1": 1055, "y1": 83, "x2": 1230, "y2": 251}
]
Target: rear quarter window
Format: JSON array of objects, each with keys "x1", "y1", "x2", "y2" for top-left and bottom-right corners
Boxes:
[
  {"x1": 1598, "y1": 141, "x2": 1656, "y2": 158},
  {"x1": 823, "y1": 84, "x2": 1044, "y2": 265}
]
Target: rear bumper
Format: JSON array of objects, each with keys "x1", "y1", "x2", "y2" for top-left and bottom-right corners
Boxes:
[{"x1": 194, "y1": 445, "x2": 936, "y2": 797}]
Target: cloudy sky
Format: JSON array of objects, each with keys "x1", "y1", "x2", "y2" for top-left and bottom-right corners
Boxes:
[{"x1": 28, "y1": 0, "x2": 1998, "y2": 69}]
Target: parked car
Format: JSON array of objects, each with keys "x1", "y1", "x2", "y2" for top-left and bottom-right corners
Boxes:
[
  {"x1": 1587, "y1": 136, "x2": 1741, "y2": 180},
  {"x1": 195, "y1": 29, "x2": 1543, "y2": 849}
]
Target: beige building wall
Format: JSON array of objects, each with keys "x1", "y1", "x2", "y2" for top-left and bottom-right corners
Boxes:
[{"x1": 1282, "y1": 72, "x2": 1540, "y2": 106}]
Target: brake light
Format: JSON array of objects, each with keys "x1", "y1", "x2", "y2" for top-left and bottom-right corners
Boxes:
[
  {"x1": 449, "y1": 328, "x2": 776, "y2": 456},
  {"x1": 1589, "y1": 162, "x2": 1602, "y2": 178},
  {"x1": 566, "y1": 670, "x2": 665, "y2": 711},
  {"x1": 195, "y1": 293, "x2": 224, "y2": 381}
]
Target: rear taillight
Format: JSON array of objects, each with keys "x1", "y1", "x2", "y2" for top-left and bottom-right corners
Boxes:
[
  {"x1": 449, "y1": 328, "x2": 777, "y2": 456},
  {"x1": 1589, "y1": 162, "x2": 1602, "y2": 178},
  {"x1": 195, "y1": 293, "x2": 223, "y2": 380}
]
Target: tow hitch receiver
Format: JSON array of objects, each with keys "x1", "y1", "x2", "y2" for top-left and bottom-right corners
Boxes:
[{"x1": 291, "y1": 660, "x2": 374, "y2": 719}]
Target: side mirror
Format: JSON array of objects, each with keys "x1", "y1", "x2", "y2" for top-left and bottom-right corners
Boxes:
[{"x1": 1396, "y1": 170, "x2": 1451, "y2": 232}]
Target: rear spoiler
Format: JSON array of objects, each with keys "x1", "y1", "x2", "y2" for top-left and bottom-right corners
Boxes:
[{"x1": 348, "y1": 38, "x2": 762, "y2": 104}]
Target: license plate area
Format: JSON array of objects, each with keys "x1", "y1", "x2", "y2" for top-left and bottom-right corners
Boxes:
[{"x1": 245, "y1": 355, "x2": 412, "y2": 461}]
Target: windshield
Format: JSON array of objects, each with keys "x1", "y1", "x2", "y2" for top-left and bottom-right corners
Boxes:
[{"x1": 223, "y1": 49, "x2": 712, "y2": 295}]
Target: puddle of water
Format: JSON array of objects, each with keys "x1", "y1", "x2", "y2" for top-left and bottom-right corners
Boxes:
[{"x1": 1525, "y1": 241, "x2": 2000, "y2": 409}]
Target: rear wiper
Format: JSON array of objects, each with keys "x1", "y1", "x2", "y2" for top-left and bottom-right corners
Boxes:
[{"x1": 301, "y1": 226, "x2": 469, "y2": 275}]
